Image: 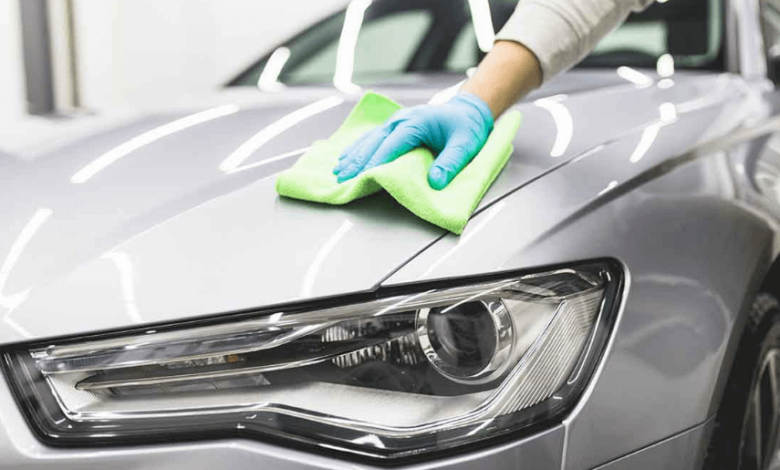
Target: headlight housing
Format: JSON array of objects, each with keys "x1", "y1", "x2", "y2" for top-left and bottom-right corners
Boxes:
[{"x1": 2, "y1": 263, "x2": 620, "y2": 462}]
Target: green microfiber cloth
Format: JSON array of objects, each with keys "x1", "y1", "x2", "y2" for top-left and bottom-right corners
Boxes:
[{"x1": 275, "y1": 92, "x2": 522, "y2": 235}]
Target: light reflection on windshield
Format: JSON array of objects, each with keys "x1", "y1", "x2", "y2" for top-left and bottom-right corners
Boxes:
[
  {"x1": 466, "y1": 0, "x2": 495, "y2": 53},
  {"x1": 258, "y1": 47, "x2": 291, "y2": 92},
  {"x1": 333, "y1": 0, "x2": 373, "y2": 94},
  {"x1": 231, "y1": 0, "x2": 722, "y2": 89}
]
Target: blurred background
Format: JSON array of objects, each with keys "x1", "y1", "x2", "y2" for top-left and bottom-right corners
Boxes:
[
  {"x1": 0, "y1": 0, "x2": 719, "y2": 157},
  {"x1": 0, "y1": 0, "x2": 346, "y2": 153}
]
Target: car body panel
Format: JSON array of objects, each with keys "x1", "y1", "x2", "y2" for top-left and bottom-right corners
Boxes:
[
  {"x1": 2, "y1": 0, "x2": 780, "y2": 467},
  {"x1": 383, "y1": 79, "x2": 780, "y2": 468},
  {"x1": 592, "y1": 419, "x2": 713, "y2": 470},
  {"x1": 0, "y1": 71, "x2": 753, "y2": 343},
  {"x1": 1, "y1": 71, "x2": 773, "y2": 470}
]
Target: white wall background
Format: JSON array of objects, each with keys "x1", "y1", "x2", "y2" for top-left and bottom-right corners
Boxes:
[
  {"x1": 72, "y1": 0, "x2": 347, "y2": 111},
  {"x1": 0, "y1": 0, "x2": 26, "y2": 134},
  {"x1": 0, "y1": 0, "x2": 347, "y2": 152}
]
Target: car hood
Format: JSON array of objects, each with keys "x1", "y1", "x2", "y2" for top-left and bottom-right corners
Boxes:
[{"x1": 0, "y1": 71, "x2": 748, "y2": 343}]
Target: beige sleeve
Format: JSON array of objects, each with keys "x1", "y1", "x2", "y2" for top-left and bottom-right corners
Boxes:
[{"x1": 495, "y1": 0, "x2": 654, "y2": 82}]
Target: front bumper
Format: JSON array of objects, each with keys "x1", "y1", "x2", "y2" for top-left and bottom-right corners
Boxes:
[{"x1": 0, "y1": 371, "x2": 710, "y2": 470}]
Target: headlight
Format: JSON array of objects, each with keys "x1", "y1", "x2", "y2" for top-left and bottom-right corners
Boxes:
[{"x1": 2, "y1": 263, "x2": 620, "y2": 462}]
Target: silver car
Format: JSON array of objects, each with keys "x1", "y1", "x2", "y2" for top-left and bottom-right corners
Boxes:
[{"x1": 2, "y1": 0, "x2": 780, "y2": 468}]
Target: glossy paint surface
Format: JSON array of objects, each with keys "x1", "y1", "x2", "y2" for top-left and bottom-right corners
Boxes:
[
  {"x1": 592, "y1": 419, "x2": 714, "y2": 470},
  {"x1": 2, "y1": 0, "x2": 780, "y2": 468},
  {"x1": 0, "y1": 71, "x2": 776, "y2": 470},
  {"x1": 382, "y1": 72, "x2": 780, "y2": 469},
  {"x1": 0, "y1": 70, "x2": 744, "y2": 342}
]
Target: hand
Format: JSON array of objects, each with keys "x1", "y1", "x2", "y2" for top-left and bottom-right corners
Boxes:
[{"x1": 333, "y1": 94, "x2": 494, "y2": 190}]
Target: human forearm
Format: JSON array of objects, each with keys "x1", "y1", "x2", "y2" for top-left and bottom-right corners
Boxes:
[
  {"x1": 461, "y1": 41, "x2": 543, "y2": 119},
  {"x1": 336, "y1": 0, "x2": 656, "y2": 189},
  {"x1": 463, "y1": 0, "x2": 654, "y2": 118}
]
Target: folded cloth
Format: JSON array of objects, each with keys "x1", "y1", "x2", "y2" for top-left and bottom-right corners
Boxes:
[{"x1": 275, "y1": 92, "x2": 522, "y2": 234}]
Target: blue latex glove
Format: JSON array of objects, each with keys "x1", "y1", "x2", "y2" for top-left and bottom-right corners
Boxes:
[{"x1": 333, "y1": 94, "x2": 494, "y2": 190}]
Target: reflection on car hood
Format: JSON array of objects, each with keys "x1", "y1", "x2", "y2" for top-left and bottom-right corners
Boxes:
[{"x1": 0, "y1": 70, "x2": 745, "y2": 343}]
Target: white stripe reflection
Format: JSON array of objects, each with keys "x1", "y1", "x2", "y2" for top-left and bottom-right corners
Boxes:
[
  {"x1": 416, "y1": 201, "x2": 506, "y2": 281},
  {"x1": 220, "y1": 96, "x2": 343, "y2": 173},
  {"x1": 534, "y1": 95, "x2": 573, "y2": 158},
  {"x1": 301, "y1": 221, "x2": 354, "y2": 298},
  {"x1": 629, "y1": 103, "x2": 676, "y2": 164},
  {"x1": 102, "y1": 252, "x2": 143, "y2": 324},
  {"x1": 1, "y1": 208, "x2": 53, "y2": 336},
  {"x1": 598, "y1": 180, "x2": 619, "y2": 196},
  {"x1": 656, "y1": 54, "x2": 675, "y2": 78},
  {"x1": 71, "y1": 105, "x2": 240, "y2": 184},
  {"x1": 258, "y1": 47, "x2": 291, "y2": 92},
  {"x1": 617, "y1": 67, "x2": 653, "y2": 87},
  {"x1": 629, "y1": 124, "x2": 661, "y2": 163},
  {"x1": 467, "y1": 0, "x2": 496, "y2": 52},
  {"x1": 225, "y1": 147, "x2": 311, "y2": 175},
  {"x1": 333, "y1": 0, "x2": 372, "y2": 94}
]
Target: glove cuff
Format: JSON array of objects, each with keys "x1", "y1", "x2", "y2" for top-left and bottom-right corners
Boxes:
[{"x1": 451, "y1": 93, "x2": 495, "y2": 130}]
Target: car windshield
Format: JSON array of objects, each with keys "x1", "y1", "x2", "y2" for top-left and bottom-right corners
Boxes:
[{"x1": 231, "y1": 0, "x2": 723, "y2": 88}]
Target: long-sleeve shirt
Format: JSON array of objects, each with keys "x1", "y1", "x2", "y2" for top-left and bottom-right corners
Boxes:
[{"x1": 495, "y1": 0, "x2": 655, "y2": 82}]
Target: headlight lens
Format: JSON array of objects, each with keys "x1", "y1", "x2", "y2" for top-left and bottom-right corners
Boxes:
[{"x1": 2, "y1": 264, "x2": 619, "y2": 461}]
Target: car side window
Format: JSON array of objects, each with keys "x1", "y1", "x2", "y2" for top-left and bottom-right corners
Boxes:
[
  {"x1": 282, "y1": 10, "x2": 433, "y2": 85},
  {"x1": 585, "y1": 0, "x2": 722, "y2": 69},
  {"x1": 592, "y1": 22, "x2": 668, "y2": 57},
  {"x1": 445, "y1": 23, "x2": 479, "y2": 72}
]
